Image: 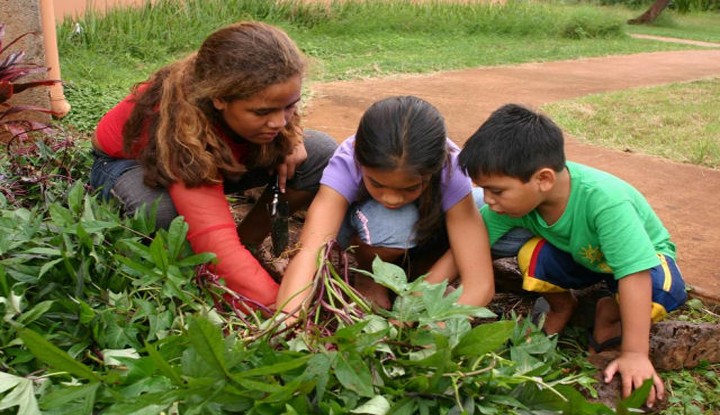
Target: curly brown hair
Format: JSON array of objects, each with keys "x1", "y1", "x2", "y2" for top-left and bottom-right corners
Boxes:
[{"x1": 122, "y1": 21, "x2": 306, "y2": 188}]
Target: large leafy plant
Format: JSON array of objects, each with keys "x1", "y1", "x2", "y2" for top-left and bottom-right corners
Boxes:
[{"x1": 0, "y1": 184, "x2": 650, "y2": 414}]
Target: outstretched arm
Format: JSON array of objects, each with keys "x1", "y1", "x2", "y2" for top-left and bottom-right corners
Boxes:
[
  {"x1": 427, "y1": 193, "x2": 495, "y2": 307},
  {"x1": 276, "y1": 185, "x2": 349, "y2": 314},
  {"x1": 603, "y1": 270, "x2": 664, "y2": 408},
  {"x1": 169, "y1": 182, "x2": 278, "y2": 307}
]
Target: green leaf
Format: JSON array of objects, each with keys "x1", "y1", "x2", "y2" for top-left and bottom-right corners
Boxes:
[
  {"x1": 616, "y1": 378, "x2": 653, "y2": 413},
  {"x1": 48, "y1": 203, "x2": 74, "y2": 227},
  {"x1": 553, "y1": 385, "x2": 615, "y2": 415},
  {"x1": 39, "y1": 382, "x2": 100, "y2": 415},
  {"x1": 176, "y1": 252, "x2": 216, "y2": 267},
  {"x1": 38, "y1": 258, "x2": 64, "y2": 279},
  {"x1": 67, "y1": 181, "x2": 85, "y2": 215},
  {"x1": 16, "y1": 300, "x2": 54, "y2": 325},
  {"x1": 256, "y1": 377, "x2": 313, "y2": 405},
  {"x1": 453, "y1": 320, "x2": 515, "y2": 358},
  {"x1": 333, "y1": 350, "x2": 374, "y2": 397},
  {"x1": 78, "y1": 220, "x2": 120, "y2": 234},
  {"x1": 0, "y1": 372, "x2": 40, "y2": 415},
  {"x1": 101, "y1": 392, "x2": 177, "y2": 415},
  {"x1": 78, "y1": 300, "x2": 96, "y2": 325},
  {"x1": 365, "y1": 256, "x2": 409, "y2": 294},
  {"x1": 149, "y1": 234, "x2": 169, "y2": 273},
  {"x1": 115, "y1": 255, "x2": 158, "y2": 279},
  {"x1": 187, "y1": 316, "x2": 230, "y2": 376},
  {"x1": 99, "y1": 311, "x2": 140, "y2": 349},
  {"x1": 166, "y1": 216, "x2": 189, "y2": 261},
  {"x1": 22, "y1": 247, "x2": 62, "y2": 256},
  {"x1": 144, "y1": 341, "x2": 184, "y2": 386},
  {"x1": 351, "y1": 395, "x2": 390, "y2": 414},
  {"x1": 18, "y1": 328, "x2": 102, "y2": 382},
  {"x1": 232, "y1": 355, "x2": 311, "y2": 378},
  {"x1": 118, "y1": 239, "x2": 153, "y2": 263},
  {"x1": 305, "y1": 353, "x2": 332, "y2": 402},
  {"x1": 510, "y1": 382, "x2": 565, "y2": 411},
  {"x1": 234, "y1": 377, "x2": 286, "y2": 393}
]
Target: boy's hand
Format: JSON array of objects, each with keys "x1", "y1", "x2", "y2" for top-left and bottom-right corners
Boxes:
[{"x1": 604, "y1": 351, "x2": 664, "y2": 408}]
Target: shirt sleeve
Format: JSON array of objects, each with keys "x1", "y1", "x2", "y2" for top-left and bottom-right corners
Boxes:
[
  {"x1": 441, "y1": 142, "x2": 473, "y2": 211},
  {"x1": 320, "y1": 136, "x2": 362, "y2": 203},
  {"x1": 168, "y1": 182, "x2": 278, "y2": 306},
  {"x1": 481, "y1": 206, "x2": 524, "y2": 246},
  {"x1": 95, "y1": 93, "x2": 135, "y2": 158}
]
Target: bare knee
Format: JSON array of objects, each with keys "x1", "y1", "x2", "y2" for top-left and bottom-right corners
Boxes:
[{"x1": 595, "y1": 296, "x2": 620, "y2": 325}]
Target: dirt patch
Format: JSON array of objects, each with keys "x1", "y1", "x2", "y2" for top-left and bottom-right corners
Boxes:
[{"x1": 302, "y1": 49, "x2": 720, "y2": 304}]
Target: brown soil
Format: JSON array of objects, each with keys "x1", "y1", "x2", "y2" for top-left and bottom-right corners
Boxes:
[{"x1": 301, "y1": 49, "x2": 720, "y2": 304}]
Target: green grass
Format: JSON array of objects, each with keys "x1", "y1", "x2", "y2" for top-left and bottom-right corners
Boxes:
[
  {"x1": 624, "y1": 9, "x2": 720, "y2": 43},
  {"x1": 57, "y1": 0, "x2": 701, "y2": 133},
  {"x1": 543, "y1": 77, "x2": 720, "y2": 169}
]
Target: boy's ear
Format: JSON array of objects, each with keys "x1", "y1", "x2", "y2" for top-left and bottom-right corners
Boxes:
[{"x1": 533, "y1": 168, "x2": 556, "y2": 192}]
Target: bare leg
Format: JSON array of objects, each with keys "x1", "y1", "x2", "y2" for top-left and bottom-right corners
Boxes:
[
  {"x1": 541, "y1": 291, "x2": 578, "y2": 335},
  {"x1": 351, "y1": 236, "x2": 404, "y2": 310},
  {"x1": 590, "y1": 296, "x2": 622, "y2": 353}
]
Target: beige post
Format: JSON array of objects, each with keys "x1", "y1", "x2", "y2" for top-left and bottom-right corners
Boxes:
[{"x1": 39, "y1": 0, "x2": 71, "y2": 117}]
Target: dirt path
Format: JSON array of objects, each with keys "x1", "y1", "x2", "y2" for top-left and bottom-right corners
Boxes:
[{"x1": 303, "y1": 49, "x2": 720, "y2": 303}]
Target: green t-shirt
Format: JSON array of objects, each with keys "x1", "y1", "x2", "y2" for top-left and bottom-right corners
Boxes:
[{"x1": 481, "y1": 161, "x2": 676, "y2": 279}]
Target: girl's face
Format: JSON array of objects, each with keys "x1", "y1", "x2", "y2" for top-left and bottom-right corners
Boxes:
[
  {"x1": 361, "y1": 166, "x2": 428, "y2": 210},
  {"x1": 212, "y1": 75, "x2": 302, "y2": 145}
]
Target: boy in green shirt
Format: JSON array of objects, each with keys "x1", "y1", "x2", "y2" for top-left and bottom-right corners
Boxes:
[{"x1": 458, "y1": 104, "x2": 687, "y2": 408}]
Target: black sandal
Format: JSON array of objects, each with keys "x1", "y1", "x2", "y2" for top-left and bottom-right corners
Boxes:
[{"x1": 588, "y1": 329, "x2": 622, "y2": 352}]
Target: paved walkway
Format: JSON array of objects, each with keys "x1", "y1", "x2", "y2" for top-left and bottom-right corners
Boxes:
[{"x1": 303, "y1": 49, "x2": 720, "y2": 302}]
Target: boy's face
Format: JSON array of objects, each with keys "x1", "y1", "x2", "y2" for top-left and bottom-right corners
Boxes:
[{"x1": 474, "y1": 174, "x2": 543, "y2": 217}]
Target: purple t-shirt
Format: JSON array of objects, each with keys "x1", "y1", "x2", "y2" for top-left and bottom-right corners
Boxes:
[{"x1": 320, "y1": 136, "x2": 472, "y2": 212}]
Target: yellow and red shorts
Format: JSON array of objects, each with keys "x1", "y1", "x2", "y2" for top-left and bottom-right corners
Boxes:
[{"x1": 517, "y1": 237, "x2": 687, "y2": 322}]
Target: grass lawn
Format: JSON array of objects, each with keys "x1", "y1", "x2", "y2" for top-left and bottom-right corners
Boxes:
[
  {"x1": 543, "y1": 77, "x2": 720, "y2": 169},
  {"x1": 624, "y1": 9, "x2": 720, "y2": 43},
  {"x1": 57, "y1": 0, "x2": 699, "y2": 132}
]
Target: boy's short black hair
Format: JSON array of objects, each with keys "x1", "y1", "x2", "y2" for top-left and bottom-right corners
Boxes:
[{"x1": 459, "y1": 103, "x2": 566, "y2": 182}]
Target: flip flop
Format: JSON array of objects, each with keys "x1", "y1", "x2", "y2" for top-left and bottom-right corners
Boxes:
[
  {"x1": 531, "y1": 297, "x2": 550, "y2": 327},
  {"x1": 588, "y1": 329, "x2": 622, "y2": 353}
]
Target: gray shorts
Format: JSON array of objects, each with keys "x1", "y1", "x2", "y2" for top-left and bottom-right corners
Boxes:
[
  {"x1": 338, "y1": 186, "x2": 534, "y2": 257},
  {"x1": 337, "y1": 198, "x2": 420, "y2": 249},
  {"x1": 89, "y1": 129, "x2": 337, "y2": 229}
]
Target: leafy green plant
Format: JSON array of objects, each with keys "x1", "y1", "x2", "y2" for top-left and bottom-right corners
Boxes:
[{"x1": 2, "y1": 207, "x2": 650, "y2": 414}]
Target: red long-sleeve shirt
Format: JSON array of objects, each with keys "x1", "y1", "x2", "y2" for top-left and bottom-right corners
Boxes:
[{"x1": 95, "y1": 91, "x2": 278, "y2": 306}]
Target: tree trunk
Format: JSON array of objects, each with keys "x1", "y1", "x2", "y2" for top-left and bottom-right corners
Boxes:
[{"x1": 628, "y1": 0, "x2": 671, "y2": 25}]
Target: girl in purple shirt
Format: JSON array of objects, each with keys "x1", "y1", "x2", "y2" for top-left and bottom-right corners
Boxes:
[{"x1": 277, "y1": 96, "x2": 495, "y2": 312}]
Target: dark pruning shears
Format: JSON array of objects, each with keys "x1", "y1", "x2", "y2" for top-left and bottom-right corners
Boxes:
[{"x1": 268, "y1": 175, "x2": 289, "y2": 257}]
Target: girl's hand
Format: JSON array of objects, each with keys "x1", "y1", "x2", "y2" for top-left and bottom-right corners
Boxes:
[
  {"x1": 277, "y1": 141, "x2": 307, "y2": 192},
  {"x1": 604, "y1": 351, "x2": 664, "y2": 408}
]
